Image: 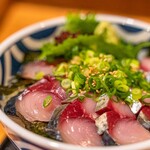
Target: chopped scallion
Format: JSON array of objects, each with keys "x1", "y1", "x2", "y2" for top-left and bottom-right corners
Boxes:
[
  {"x1": 43, "y1": 95, "x2": 52, "y2": 108},
  {"x1": 131, "y1": 88, "x2": 142, "y2": 100},
  {"x1": 141, "y1": 94, "x2": 150, "y2": 106},
  {"x1": 74, "y1": 73, "x2": 86, "y2": 86},
  {"x1": 117, "y1": 84, "x2": 129, "y2": 93},
  {"x1": 88, "y1": 77, "x2": 101, "y2": 90},
  {"x1": 35, "y1": 72, "x2": 45, "y2": 80},
  {"x1": 61, "y1": 79, "x2": 72, "y2": 89}
]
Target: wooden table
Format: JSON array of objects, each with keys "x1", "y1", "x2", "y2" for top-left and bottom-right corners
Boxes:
[{"x1": 1, "y1": 0, "x2": 150, "y2": 146}]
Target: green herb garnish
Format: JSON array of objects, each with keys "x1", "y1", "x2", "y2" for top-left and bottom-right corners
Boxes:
[
  {"x1": 65, "y1": 13, "x2": 98, "y2": 34},
  {"x1": 61, "y1": 79, "x2": 71, "y2": 89},
  {"x1": 39, "y1": 13, "x2": 150, "y2": 106},
  {"x1": 40, "y1": 34, "x2": 150, "y2": 62},
  {"x1": 43, "y1": 95, "x2": 52, "y2": 108}
]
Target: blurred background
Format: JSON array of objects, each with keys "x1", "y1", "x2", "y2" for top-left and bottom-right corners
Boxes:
[
  {"x1": 0, "y1": 0, "x2": 150, "y2": 147},
  {"x1": 0, "y1": 0, "x2": 150, "y2": 42}
]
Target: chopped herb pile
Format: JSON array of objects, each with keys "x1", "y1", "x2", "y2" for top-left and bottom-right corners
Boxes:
[
  {"x1": 54, "y1": 50, "x2": 150, "y2": 105},
  {"x1": 39, "y1": 13, "x2": 150, "y2": 106}
]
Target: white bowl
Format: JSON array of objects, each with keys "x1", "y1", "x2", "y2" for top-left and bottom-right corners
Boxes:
[{"x1": 0, "y1": 14, "x2": 150, "y2": 150}]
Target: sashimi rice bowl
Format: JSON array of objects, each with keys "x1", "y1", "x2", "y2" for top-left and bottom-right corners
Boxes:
[{"x1": 0, "y1": 13, "x2": 150, "y2": 150}]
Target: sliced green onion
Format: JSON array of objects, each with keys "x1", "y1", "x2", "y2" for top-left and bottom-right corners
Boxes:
[
  {"x1": 74, "y1": 73, "x2": 86, "y2": 86},
  {"x1": 88, "y1": 77, "x2": 101, "y2": 90},
  {"x1": 99, "y1": 76, "x2": 110, "y2": 93},
  {"x1": 130, "y1": 59, "x2": 140, "y2": 69},
  {"x1": 141, "y1": 94, "x2": 150, "y2": 106},
  {"x1": 35, "y1": 71, "x2": 45, "y2": 80},
  {"x1": 54, "y1": 62, "x2": 68, "y2": 76},
  {"x1": 78, "y1": 95, "x2": 85, "y2": 101},
  {"x1": 70, "y1": 56, "x2": 81, "y2": 65},
  {"x1": 43, "y1": 95, "x2": 52, "y2": 108},
  {"x1": 107, "y1": 88, "x2": 116, "y2": 97},
  {"x1": 61, "y1": 79, "x2": 71, "y2": 89},
  {"x1": 98, "y1": 61, "x2": 110, "y2": 72},
  {"x1": 122, "y1": 78, "x2": 127, "y2": 85},
  {"x1": 121, "y1": 59, "x2": 131, "y2": 67},
  {"x1": 103, "y1": 75, "x2": 115, "y2": 87},
  {"x1": 69, "y1": 64, "x2": 80, "y2": 73},
  {"x1": 114, "y1": 70, "x2": 126, "y2": 78},
  {"x1": 124, "y1": 96, "x2": 133, "y2": 105},
  {"x1": 116, "y1": 90, "x2": 130, "y2": 99},
  {"x1": 131, "y1": 88, "x2": 142, "y2": 100},
  {"x1": 85, "y1": 57, "x2": 99, "y2": 66},
  {"x1": 71, "y1": 81, "x2": 78, "y2": 94},
  {"x1": 114, "y1": 80, "x2": 123, "y2": 88},
  {"x1": 104, "y1": 54, "x2": 114, "y2": 62},
  {"x1": 117, "y1": 84, "x2": 129, "y2": 92},
  {"x1": 139, "y1": 80, "x2": 150, "y2": 91},
  {"x1": 85, "y1": 50, "x2": 95, "y2": 58}
]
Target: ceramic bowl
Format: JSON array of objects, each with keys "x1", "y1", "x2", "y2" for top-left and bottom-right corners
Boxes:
[{"x1": 0, "y1": 14, "x2": 150, "y2": 150}]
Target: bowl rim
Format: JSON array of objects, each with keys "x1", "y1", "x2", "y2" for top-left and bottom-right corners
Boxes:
[{"x1": 0, "y1": 14, "x2": 150, "y2": 150}]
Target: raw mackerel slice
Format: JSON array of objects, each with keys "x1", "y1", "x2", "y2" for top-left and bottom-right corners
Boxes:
[
  {"x1": 96, "y1": 99, "x2": 135, "y2": 119},
  {"x1": 140, "y1": 57, "x2": 150, "y2": 71},
  {"x1": 110, "y1": 118, "x2": 150, "y2": 145},
  {"x1": 28, "y1": 75, "x2": 67, "y2": 100},
  {"x1": 16, "y1": 92, "x2": 61, "y2": 122},
  {"x1": 110, "y1": 100, "x2": 136, "y2": 118},
  {"x1": 58, "y1": 99, "x2": 103, "y2": 146},
  {"x1": 141, "y1": 106, "x2": 150, "y2": 120},
  {"x1": 20, "y1": 61, "x2": 55, "y2": 79},
  {"x1": 138, "y1": 106, "x2": 150, "y2": 130},
  {"x1": 107, "y1": 111, "x2": 121, "y2": 133},
  {"x1": 59, "y1": 118, "x2": 103, "y2": 146},
  {"x1": 15, "y1": 76, "x2": 67, "y2": 122},
  {"x1": 82, "y1": 97, "x2": 98, "y2": 119}
]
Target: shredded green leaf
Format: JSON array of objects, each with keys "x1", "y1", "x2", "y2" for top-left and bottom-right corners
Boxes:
[
  {"x1": 65, "y1": 13, "x2": 98, "y2": 34},
  {"x1": 40, "y1": 34, "x2": 150, "y2": 62}
]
